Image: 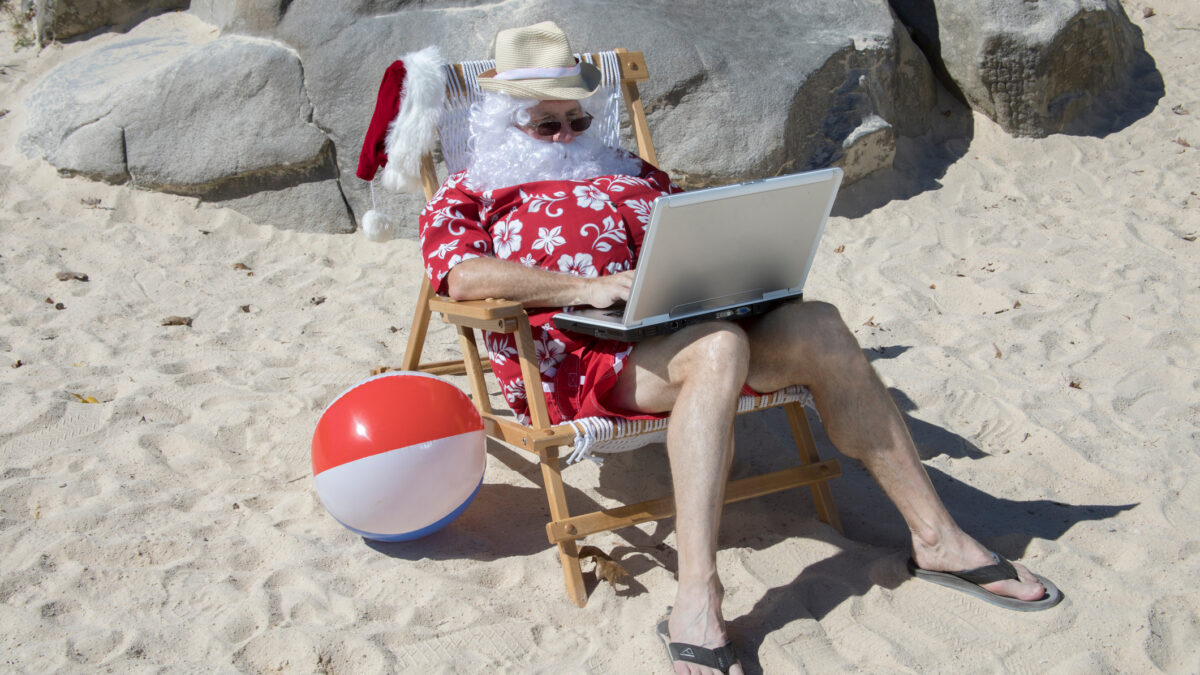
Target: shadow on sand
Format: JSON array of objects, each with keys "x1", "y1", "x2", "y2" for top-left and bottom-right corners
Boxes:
[
  {"x1": 831, "y1": 87, "x2": 976, "y2": 219},
  {"x1": 368, "y1": 362, "x2": 1136, "y2": 664}
]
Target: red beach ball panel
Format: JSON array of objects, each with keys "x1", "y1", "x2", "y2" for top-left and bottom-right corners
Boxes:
[{"x1": 311, "y1": 372, "x2": 484, "y2": 475}]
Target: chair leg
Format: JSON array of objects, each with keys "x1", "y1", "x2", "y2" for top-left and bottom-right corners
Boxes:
[
  {"x1": 401, "y1": 277, "x2": 437, "y2": 372},
  {"x1": 784, "y1": 401, "x2": 844, "y2": 533},
  {"x1": 538, "y1": 446, "x2": 588, "y2": 606},
  {"x1": 555, "y1": 540, "x2": 587, "y2": 608},
  {"x1": 455, "y1": 326, "x2": 494, "y2": 416}
]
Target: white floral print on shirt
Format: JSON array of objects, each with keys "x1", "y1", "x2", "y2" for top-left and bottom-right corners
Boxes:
[
  {"x1": 492, "y1": 218, "x2": 523, "y2": 259},
  {"x1": 532, "y1": 225, "x2": 567, "y2": 255},
  {"x1": 558, "y1": 252, "x2": 598, "y2": 277},
  {"x1": 573, "y1": 184, "x2": 610, "y2": 211}
]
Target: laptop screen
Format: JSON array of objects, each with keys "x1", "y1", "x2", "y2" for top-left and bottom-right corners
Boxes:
[{"x1": 624, "y1": 168, "x2": 843, "y2": 324}]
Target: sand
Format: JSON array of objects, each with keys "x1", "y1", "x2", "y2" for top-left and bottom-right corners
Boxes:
[{"x1": 1, "y1": 2, "x2": 1198, "y2": 672}]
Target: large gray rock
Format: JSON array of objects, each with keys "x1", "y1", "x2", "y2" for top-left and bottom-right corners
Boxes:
[
  {"x1": 215, "y1": 178, "x2": 354, "y2": 233},
  {"x1": 19, "y1": 30, "x2": 353, "y2": 232},
  {"x1": 32, "y1": 0, "x2": 189, "y2": 44},
  {"x1": 888, "y1": 0, "x2": 1143, "y2": 137},
  {"x1": 21, "y1": 31, "x2": 199, "y2": 183},
  {"x1": 626, "y1": 2, "x2": 936, "y2": 187}
]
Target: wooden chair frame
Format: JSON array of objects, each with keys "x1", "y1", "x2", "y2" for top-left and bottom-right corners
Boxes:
[{"x1": 401, "y1": 49, "x2": 842, "y2": 607}]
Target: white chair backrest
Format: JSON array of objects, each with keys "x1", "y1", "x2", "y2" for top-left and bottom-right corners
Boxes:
[{"x1": 438, "y1": 51, "x2": 626, "y2": 174}]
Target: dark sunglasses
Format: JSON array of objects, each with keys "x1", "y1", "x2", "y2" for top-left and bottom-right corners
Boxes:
[{"x1": 525, "y1": 112, "x2": 593, "y2": 137}]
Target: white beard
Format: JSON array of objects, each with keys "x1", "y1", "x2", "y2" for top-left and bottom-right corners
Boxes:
[{"x1": 466, "y1": 125, "x2": 642, "y2": 192}]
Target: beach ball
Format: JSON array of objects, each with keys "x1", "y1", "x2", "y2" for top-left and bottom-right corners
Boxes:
[{"x1": 312, "y1": 372, "x2": 486, "y2": 541}]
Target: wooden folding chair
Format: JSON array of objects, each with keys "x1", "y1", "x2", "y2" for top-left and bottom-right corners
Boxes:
[{"x1": 400, "y1": 49, "x2": 842, "y2": 607}]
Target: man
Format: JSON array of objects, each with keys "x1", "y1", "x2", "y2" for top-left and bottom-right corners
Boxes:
[{"x1": 417, "y1": 21, "x2": 1061, "y2": 675}]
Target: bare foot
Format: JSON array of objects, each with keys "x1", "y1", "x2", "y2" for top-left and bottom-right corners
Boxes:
[
  {"x1": 668, "y1": 579, "x2": 744, "y2": 675},
  {"x1": 911, "y1": 530, "x2": 1047, "y2": 602}
]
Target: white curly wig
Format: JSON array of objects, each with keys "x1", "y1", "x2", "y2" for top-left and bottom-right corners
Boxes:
[{"x1": 465, "y1": 92, "x2": 641, "y2": 191}]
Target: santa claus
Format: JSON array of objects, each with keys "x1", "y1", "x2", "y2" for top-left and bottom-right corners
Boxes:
[{"x1": 361, "y1": 20, "x2": 1062, "y2": 675}]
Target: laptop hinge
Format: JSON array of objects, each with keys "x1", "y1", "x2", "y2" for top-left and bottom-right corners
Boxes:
[
  {"x1": 763, "y1": 287, "x2": 804, "y2": 302},
  {"x1": 669, "y1": 289, "x2": 765, "y2": 318}
]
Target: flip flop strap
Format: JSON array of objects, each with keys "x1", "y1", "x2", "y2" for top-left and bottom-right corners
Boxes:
[
  {"x1": 954, "y1": 553, "x2": 1019, "y2": 585},
  {"x1": 667, "y1": 641, "x2": 737, "y2": 673}
]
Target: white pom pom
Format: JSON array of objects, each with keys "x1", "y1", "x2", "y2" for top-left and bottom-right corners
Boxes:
[{"x1": 361, "y1": 209, "x2": 394, "y2": 242}]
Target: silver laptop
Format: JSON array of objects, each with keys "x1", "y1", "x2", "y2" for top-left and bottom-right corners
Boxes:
[{"x1": 553, "y1": 167, "x2": 842, "y2": 341}]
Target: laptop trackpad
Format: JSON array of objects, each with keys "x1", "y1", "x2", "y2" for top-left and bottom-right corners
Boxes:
[{"x1": 669, "y1": 289, "x2": 764, "y2": 318}]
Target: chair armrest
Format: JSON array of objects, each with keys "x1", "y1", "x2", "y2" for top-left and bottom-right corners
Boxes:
[{"x1": 428, "y1": 296, "x2": 526, "y2": 333}]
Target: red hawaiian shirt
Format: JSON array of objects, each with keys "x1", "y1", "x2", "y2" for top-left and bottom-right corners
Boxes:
[{"x1": 419, "y1": 158, "x2": 682, "y2": 425}]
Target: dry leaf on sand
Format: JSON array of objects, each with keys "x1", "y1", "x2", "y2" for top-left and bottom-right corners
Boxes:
[
  {"x1": 578, "y1": 546, "x2": 629, "y2": 588},
  {"x1": 161, "y1": 316, "x2": 193, "y2": 327},
  {"x1": 55, "y1": 271, "x2": 89, "y2": 282}
]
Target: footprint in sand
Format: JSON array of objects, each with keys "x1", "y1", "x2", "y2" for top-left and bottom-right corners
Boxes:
[
  {"x1": 1146, "y1": 594, "x2": 1200, "y2": 672},
  {"x1": 65, "y1": 630, "x2": 125, "y2": 665}
]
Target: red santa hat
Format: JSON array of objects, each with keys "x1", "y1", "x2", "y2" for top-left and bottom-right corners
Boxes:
[{"x1": 357, "y1": 45, "x2": 446, "y2": 241}]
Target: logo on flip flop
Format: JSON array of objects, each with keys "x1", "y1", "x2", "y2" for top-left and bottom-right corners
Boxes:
[{"x1": 680, "y1": 647, "x2": 696, "y2": 658}]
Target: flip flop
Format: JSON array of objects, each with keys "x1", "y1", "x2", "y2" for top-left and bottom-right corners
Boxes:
[
  {"x1": 907, "y1": 551, "x2": 1065, "y2": 612},
  {"x1": 656, "y1": 619, "x2": 739, "y2": 674}
]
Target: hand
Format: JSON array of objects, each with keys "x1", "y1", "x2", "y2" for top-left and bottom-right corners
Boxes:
[{"x1": 586, "y1": 270, "x2": 634, "y2": 308}]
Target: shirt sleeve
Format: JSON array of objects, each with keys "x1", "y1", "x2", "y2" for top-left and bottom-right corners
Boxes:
[
  {"x1": 418, "y1": 173, "x2": 492, "y2": 295},
  {"x1": 618, "y1": 158, "x2": 687, "y2": 258},
  {"x1": 639, "y1": 159, "x2": 685, "y2": 196}
]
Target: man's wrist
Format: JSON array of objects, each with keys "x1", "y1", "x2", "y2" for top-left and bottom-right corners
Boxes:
[{"x1": 570, "y1": 274, "x2": 594, "y2": 307}]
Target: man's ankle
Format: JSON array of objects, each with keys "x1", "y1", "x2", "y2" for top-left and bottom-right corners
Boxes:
[
  {"x1": 909, "y1": 524, "x2": 946, "y2": 554},
  {"x1": 673, "y1": 575, "x2": 724, "y2": 615}
]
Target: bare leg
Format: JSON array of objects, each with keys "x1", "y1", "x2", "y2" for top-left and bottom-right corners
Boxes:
[
  {"x1": 744, "y1": 301, "x2": 1047, "y2": 600},
  {"x1": 606, "y1": 302, "x2": 1046, "y2": 674},
  {"x1": 608, "y1": 322, "x2": 749, "y2": 675}
]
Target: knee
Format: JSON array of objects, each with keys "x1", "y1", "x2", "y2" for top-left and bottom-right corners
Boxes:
[
  {"x1": 787, "y1": 301, "x2": 862, "y2": 361},
  {"x1": 803, "y1": 301, "x2": 850, "y2": 334},
  {"x1": 677, "y1": 323, "x2": 750, "y2": 383}
]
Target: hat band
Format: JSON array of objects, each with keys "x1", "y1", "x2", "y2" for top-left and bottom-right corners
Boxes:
[{"x1": 492, "y1": 63, "x2": 581, "y2": 81}]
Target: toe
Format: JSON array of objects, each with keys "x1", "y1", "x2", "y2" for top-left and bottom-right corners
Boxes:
[{"x1": 983, "y1": 560, "x2": 1046, "y2": 601}]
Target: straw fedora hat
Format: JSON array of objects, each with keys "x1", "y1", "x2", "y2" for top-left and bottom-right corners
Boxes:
[{"x1": 476, "y1": 21, "x2": 601, "y2": 100}]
